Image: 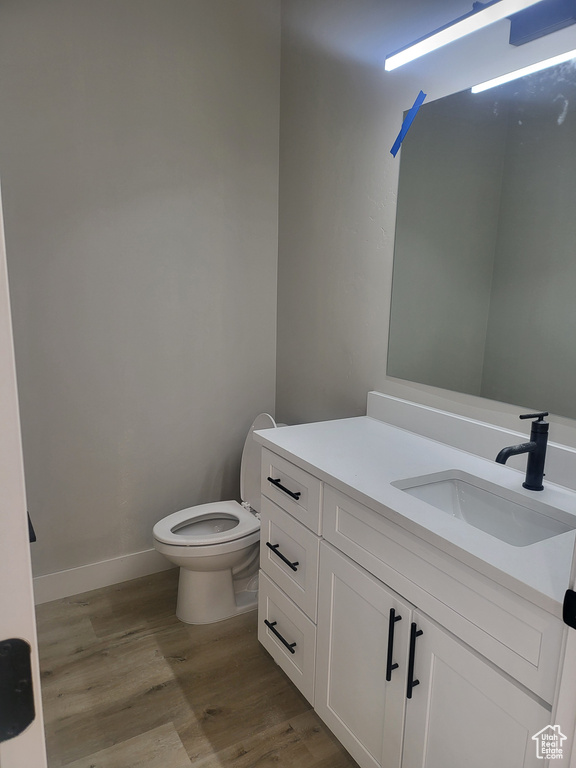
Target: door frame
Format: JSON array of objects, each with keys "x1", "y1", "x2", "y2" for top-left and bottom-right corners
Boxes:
[
  {"x1": 554, "y1": 548, "x2": 576, "y2": 766},
  {"x1": 0, "y1": 185, "x2": 47, "y2": 767}
]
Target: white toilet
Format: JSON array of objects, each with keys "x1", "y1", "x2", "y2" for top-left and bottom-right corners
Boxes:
[{"x1": 153, "y1": 413, "x2": 276, "y2": 624}]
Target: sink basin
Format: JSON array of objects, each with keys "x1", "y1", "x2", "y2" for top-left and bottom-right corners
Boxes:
[{"x1": 391, "y1": 470, "x2": 576, "y2": 547}]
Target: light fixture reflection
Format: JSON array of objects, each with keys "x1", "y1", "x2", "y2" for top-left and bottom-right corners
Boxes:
[
  {"x1": 471, "y1": 47, "x2": 576, "y2": 91},
  {"x1": 385, "y1": 0, "x2": 547, "y2": 71}
]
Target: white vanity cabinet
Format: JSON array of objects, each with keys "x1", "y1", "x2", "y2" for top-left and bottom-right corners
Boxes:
[
  {"x1": 256, "y1": 433, "x2": 566, "y2": 768},
  {"x1": 317, "y1": 542, "x2": 550, "y2": 768}
]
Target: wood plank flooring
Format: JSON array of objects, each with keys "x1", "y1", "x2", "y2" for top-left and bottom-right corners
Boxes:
[{"x1": 35, "y1": 569, "x2": 359, "y2": 768}]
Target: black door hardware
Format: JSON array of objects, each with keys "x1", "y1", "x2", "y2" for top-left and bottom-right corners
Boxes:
[
  {"x1": 0, "y1": 638, "x2": 35, "y2": 743},
  {"x1": 386, "y1": 608, "x2": 402, "y2": 681},
  {"x1": 266, "y1": 542, "x2": 299, "y2": 571},
  {"x1": 406, "y1": 622, "x2": 423, "y2": 699},
  {"x1": 267, "y1": 477, "x2": 301, "y2": 500},
  {"x1": 27, "y1": 512, "x2": 36, "y2": 543},
  {"x1": 264, "y1": 620, "x2": 297, "y2": 654},
  {"x1": 563, "y1": 589, "x2": 576, "y2": 630}
]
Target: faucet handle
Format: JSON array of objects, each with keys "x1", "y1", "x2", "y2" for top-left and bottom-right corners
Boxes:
[{"x1": 519, "y1": 411, "x2": 549, "y2": 422}]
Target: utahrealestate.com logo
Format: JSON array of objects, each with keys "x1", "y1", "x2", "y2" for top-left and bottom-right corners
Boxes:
[{"x1": 532, "y1": 725, "x2": 567, "y2": 760}]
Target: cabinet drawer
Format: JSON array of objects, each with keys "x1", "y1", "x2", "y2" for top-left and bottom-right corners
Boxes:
[
  {"x1": 260, "y1": 497, "x2": 320, "y2": 621},
  {"x1": 258, "y1": 571, "x2": 316, "y2": 704},
  {"x1": 323, "y1": 485, "x2": 564, "y2": 703},
  {"x1": 261, "y1": 448, "x2": 322, "y2": 533}
]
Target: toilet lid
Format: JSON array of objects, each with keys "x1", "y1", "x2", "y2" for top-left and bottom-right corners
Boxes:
[{"x1": 240, "y1": 412, "x2": 276, "y2": 511}]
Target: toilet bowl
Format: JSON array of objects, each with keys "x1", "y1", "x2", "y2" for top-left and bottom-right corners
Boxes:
[{"x1": 153, "y1": 413, "x2": 276, "y2": 624}]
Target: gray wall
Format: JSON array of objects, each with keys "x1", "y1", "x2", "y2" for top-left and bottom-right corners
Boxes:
[
  {"x1": 3, "y1": 0, "x2": 576, "y2": 580},
  {"x1": 0, "y1": 0, "x2": 280, "y2": 577},
  {"x1": 276, "y1": 0, "x2": 481, "y2": 426}
]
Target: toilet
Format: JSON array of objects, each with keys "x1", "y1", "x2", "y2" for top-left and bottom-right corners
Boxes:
[{"x1": 153, "y1": 413, "x2": 277, "y2": 624}]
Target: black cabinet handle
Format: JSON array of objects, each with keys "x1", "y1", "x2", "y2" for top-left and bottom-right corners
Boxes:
[
  {"x1": 406, "y1": 622, "x2": 423, "y2": 699},
  {"x1": 264, "y1": 620, "x2": 297, "y2": 654},
  {"x1": 267, "y1": 477, "x2": 301, "y2": 500},
  {"x1": 386, "y1": 608, "x2": 402, "y2": 681},
  {"x1": 266, "y1": 542, "x2": 299, "y2": 572}
]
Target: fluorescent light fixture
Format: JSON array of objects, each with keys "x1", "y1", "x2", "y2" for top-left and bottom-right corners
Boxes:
[
  {"x1": 471, "y1": 47, "x2": 576, "y2": 91},
  {"x1": 385, "y1": 0, "x2": 548, "y2": 71}
]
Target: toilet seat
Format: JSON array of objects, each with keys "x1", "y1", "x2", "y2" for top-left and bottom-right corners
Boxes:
[
  {"x1": 153, "y1": 413, "x2": 276, "y2": 548},
  {"x1": 153, "y1": 500, "x2": 259, "y2": 547}
]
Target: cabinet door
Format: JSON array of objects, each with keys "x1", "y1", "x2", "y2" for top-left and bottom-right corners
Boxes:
[
  {"x1": 402, "y1": 611, "x2": 552, "y2": 768},
  {"x1": 316, "y1": 543, "x2": 411, "y2": 768}
]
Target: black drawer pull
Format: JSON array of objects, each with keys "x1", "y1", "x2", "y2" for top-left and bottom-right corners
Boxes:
[
  {"x1": 264, "y1": 620, "x2": 297, "y2": 654},
  {"x1": 406, "y1": 622, "x2": 423, "y2": 699},
  {"x1": 386, "y1": 608, "x2": 402, "y2": 681},
  {"x1": 267, "y1": 477, "x2": 301, "y2": 500},
  {"x1": 266, "y1": 542, "x2": 299, "y2": 572}
]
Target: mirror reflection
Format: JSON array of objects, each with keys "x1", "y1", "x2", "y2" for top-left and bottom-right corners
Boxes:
[{"x1": 388, "y1": 61, "x2": 576, "y2": 420}]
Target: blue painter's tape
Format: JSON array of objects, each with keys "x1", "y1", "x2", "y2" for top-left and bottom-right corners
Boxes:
[{"x1": 390, "y1": 90, "x2": 427, "y2": 157}]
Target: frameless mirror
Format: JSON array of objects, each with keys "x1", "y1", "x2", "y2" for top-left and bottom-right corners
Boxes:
[{"x1": 387, "y1": 61, "x2": 576, "y2": 420}]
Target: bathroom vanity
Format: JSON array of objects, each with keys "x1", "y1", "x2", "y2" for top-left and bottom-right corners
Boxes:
[{"x1": 255, "y1": 393, "x2": 576, "y2": 768}]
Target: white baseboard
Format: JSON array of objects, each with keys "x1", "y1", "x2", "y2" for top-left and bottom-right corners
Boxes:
[{"x1": 33, "y1": 548, "x2": 175, "y2": 605}]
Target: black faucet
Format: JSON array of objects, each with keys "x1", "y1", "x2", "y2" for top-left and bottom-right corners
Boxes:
[{"x1": 495, "y1": 412, "x2": 549, "y2": 491}]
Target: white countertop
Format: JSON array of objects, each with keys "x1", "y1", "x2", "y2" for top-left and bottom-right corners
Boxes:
[{"x1": 255, "y1": 416, "x2": 576, "y2": 617}]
